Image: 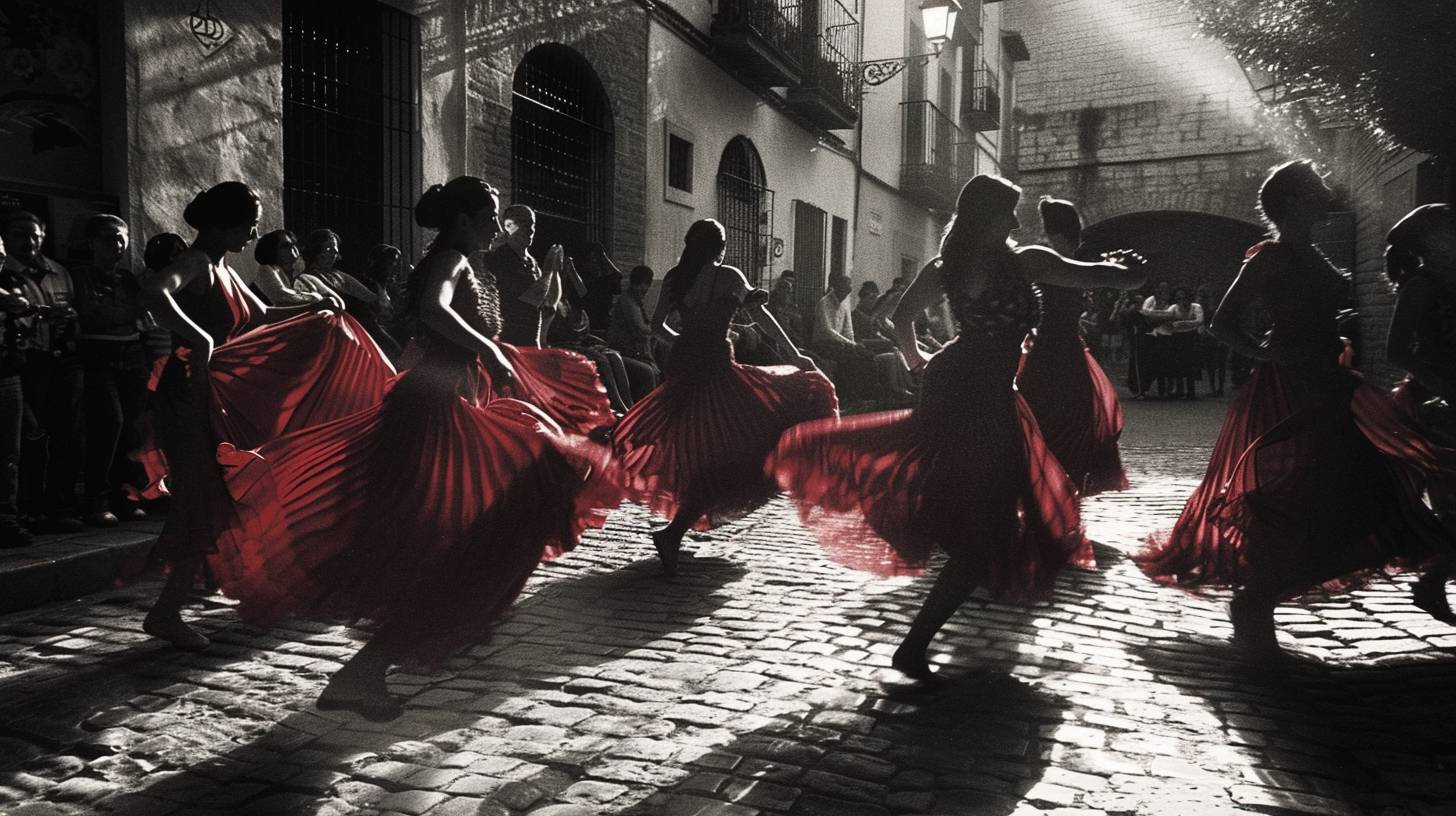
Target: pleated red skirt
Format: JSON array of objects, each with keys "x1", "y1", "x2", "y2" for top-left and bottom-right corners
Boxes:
[
  {"x1": 611, "y1": 336, "x2": 837, "y2": 528},
  {"x1": 212, "y1": 344, "x2": 621, "y2": 664},
  {"x1": 1138, "y1": 364, "x2": 1456, "y2": 589},
  {"x1": 770, "y1": 338, "x2": 1092, "y2": 603},
  {"x1": 398, "y1": 340, "x2": 615, "y2": 437},
  {"x1": 138, "y1": 312, "x2": 395, "y2": 563},
  {"x1": 1018, "y1": 334, "x2": 1128, "y2": 496}
]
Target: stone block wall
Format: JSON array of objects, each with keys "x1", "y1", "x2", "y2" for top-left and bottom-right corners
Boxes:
[
  {"x1": 120, "y1": 0, "x2": 285, "y2": 282},
  {"x1": 1004, "y1": 0, "x2": 1282, "y2": 232}
]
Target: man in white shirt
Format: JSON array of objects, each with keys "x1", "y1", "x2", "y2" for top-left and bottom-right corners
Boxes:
[
  {"x1": 813, "y1": 273, "x2": 913, "y2": 400},
  {"x1": 1138, "y1": 280, "x2": 1176, "y2": 398}
]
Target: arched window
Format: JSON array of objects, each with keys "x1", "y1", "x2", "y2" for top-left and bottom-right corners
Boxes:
[
  {"x1": 716, "y1": 136, "x2": 774, "y2": 285},
  {"x1": 511, "y1": 44, "x2": 614, "y2": 256}
]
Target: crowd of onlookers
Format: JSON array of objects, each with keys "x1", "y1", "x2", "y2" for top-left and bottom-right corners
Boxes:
[
  {"x1": 0, "y1": 195, "x2": 1245, "y2": 552},
  {"x1": 0, "y1": 203, "x2": 682, "y2": 550},
  {"x1": 1083, "y1": 280, "x2": 1241, "y2": 400}
]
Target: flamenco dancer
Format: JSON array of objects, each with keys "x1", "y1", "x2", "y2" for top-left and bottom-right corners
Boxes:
[
  {"x1": 771, "y1": 175, "x2": 1145, "y2": 682},
  {"x1": 212, "y1": 177, "x2": 618, "y2": 719},
  {"x1": 414, "y1": 253, "x2": 615, "y2": 438},
  {"x1": 1138, "y1": 161, "x2": 1456, "y2": 661},
  {"x1": 1385, "y1": 204, "x2": 1456, "y2": 622},
  {"x1": 1017, "y1": 197, "x2": 1130, "y2": 495},
  {"x1": 139, "y1": 182, "x2": 395, "y2": 650},
  {"x1": 612, "y1": 219, "x2": 836, "y2": 576}
]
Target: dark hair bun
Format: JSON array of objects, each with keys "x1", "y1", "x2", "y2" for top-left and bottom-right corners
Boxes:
[
  {"x1": 414, "y1": 177, "x2": 499, "y2": 232},
  {"x1": 414, "y1": 184, "x2": 449, "y2": 230},
  {"x1": 184, "y1": 181, "x2": 261, "y2": 231}
]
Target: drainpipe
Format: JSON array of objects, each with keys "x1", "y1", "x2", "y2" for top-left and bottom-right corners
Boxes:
[{"x1": 850, "y1": 1, "x2": 865, "y2": 276}]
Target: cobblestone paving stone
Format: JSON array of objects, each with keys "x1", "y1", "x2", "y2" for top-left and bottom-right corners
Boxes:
[{"x1": 2, "y1": 398, "x2": 1456, "y2": 816}]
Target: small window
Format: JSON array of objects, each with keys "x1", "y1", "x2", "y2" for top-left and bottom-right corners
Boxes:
[
  {"x1": 663, "y1": 120, "x2": 696, "y2": 207},
  {"x1": 668, "y1": 134, "x2": 694, "y2": 193}
]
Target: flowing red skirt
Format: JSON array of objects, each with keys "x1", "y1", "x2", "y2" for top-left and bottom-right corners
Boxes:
[
  {"x1": 1018, "y1": 337, "x2": 1128, "y2": 496},
  {"x1": 769, "y1": 339, "x2": 1092, "y2": 604},
  {"x1": 1138, "y1": 365, "x2": 1456, "y2": 590},
  {"x1": 136, "y1": 313, "x2": 395, "y2": 564},
  {"x1": 211, "y1": 353, "x2": 621, "y2": 664},
  {"x1": 611, "y1": 347, "x2": 837, "y2": 529},
  {"x1": 398, "y1": 340, "x2": 615, "y2": 437}
]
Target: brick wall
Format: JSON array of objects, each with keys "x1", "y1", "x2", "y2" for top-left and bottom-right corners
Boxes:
[
  {"x1": 465, "y1": 0, "x2": 648, "y2": 265},
  {"x1": 1004, "y1": 0, "x2": 1281, "y2": 230}
]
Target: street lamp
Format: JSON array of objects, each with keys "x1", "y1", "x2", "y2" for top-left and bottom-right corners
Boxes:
[{"x1": 859, "y1": 0, "x2": 963, "y2": 88}]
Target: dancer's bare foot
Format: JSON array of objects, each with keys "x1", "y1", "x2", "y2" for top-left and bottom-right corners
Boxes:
[
  {"x1": 891, "y1": 644, "x2": 943, "y2": 684},
  {"x1": 143, "y1": 611, "x2": 210, "y2": 651},
  {"x1": 316, "y1": 670, "x2": 402, "y2": 722},
  {"x1": 651, "y1": 527, "x2": 681, "y2": 577},
  {"x1": 1413, "y1": 574, "x2": 1456, "y2": 624}
]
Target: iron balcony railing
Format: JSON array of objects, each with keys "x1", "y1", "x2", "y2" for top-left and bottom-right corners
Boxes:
[
  {"x1": 713, "y1": 0, "x2": 805, "y2": 81},
  {"x1": 963, "y1": 64, "x2": 1001, "y2": 131},
  {"x1": 901, "y1": 99, "x2": 963, "y2": 209}
]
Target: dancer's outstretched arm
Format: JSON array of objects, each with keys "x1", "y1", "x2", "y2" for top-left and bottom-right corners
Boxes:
[{"x1": 1016, "y1": 244, "x2": 1145, "y2": 290}]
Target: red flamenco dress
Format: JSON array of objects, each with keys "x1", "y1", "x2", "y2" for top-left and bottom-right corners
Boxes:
[
  {"x1": 611, "y1": 282, "x2": 837, "y2": 528},
  {"x1": 141, "y1": 263, "x2": 395, "y2": 566},
  {"x1": 1138, "y1": 241, "x2": 1456, "y2": 589},
  {"x1": 1018, "y1": 283, "x2": 1128, "y2": 495},
  {"x1": 397, "y1": 265, "x2": 615, "y2": 437},
  {"x1": 210, "y1": 265, "x2": 620, "y2": 663},
  {"x1": 770, "y1": 251, "x2": 1092, "y2": 603}
]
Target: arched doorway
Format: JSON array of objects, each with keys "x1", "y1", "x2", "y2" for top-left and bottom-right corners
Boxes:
[
  {"x1": 510, "y1": 44, "x2": 614, "y2": 258},
  {"x1": 1079, "y1": 210, "x2": 1267, "y2": 294},
  {"x1": 716, "y1": 136, "x2": 774, "y2": 285}
]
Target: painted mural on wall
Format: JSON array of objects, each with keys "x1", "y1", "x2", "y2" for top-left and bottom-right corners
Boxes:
[{"x1": 0, "y1": 0, "x2": 100, "y2": 190}]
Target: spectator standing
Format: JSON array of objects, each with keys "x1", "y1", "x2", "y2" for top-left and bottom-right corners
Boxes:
[
  {"x1": 1139, "y1": 280, "x2": 1176, "y2": 398},
  {"x1": 3, "y1": 210, "x2": 83, "y2": 532},
  {"x1": 1194, "y1": 287, "x2": 1226, "y2": 395},
  {"x1": 73, "y1": 214, "x2": 150, "y2": 526},
  {"x1": 0, "y1": 235, "x2": 32, "y2": 547},
  {"x1": 1168, "y1": 286, "x2": 1205, "y2": 399},
  {"x1": 481, "y1": 205, "x2": 558, "y2": 347}
]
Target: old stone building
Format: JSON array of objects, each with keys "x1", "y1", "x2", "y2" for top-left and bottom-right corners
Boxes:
[
  {"x1": 1005, "y1": 0, "x2": 1280, "y2": 228},
  {"x1": 3, "y1": 0, "x2": 1027, "y2": 313}
]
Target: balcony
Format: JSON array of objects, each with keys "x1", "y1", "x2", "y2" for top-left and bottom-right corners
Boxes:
[
  {"x1": 900, "y1": 100, "x2": 963, "y2": 211},
  {"x1": 711, "y1": 0, "x2": 803, "y2": 87},
  {"x1": 784, "y1": 0, "x2": 860, "y2": 130},
  {"x1": 962, "y1": 65, "x2": 1000, "y2": 131}
]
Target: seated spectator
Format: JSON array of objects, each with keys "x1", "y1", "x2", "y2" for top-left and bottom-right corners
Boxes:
[
  {"x1": 851, "y1": 280, "x2": 894, "y2": 353},
  {"x1": 814, "y1": 273, "x2": 913, "y2": 401},
  {"x1": 607, "y1": 264, "x2": 659, "y2": 368},
  {"x1": 73, "y1": 214, "x2": 151, "y2": 527},
  {"x1": 255, "y1": 229, "x2": 331, "y2": 307},
  {"x1": 767, "y1": 271, "x2": 805, "y2": 346},
  {"x1": 578, "y1": 242, "x2": 624, "y2": 336}
]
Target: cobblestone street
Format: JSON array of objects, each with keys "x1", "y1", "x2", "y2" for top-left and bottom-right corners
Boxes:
[{"x1": 2, "y1": 398, "x2": 1455, "y2": 816}]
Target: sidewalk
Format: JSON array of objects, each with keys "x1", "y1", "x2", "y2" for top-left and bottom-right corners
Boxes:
[{"x1": 0, "y1": 521, "x2": 161, "y2": 615}]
